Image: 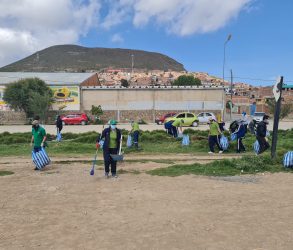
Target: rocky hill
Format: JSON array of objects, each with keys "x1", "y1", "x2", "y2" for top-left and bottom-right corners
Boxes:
[{"x1": 0, "y1": 45, "x2": 185, "y2": 72}]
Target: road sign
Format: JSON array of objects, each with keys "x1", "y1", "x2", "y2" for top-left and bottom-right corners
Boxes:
[{"x1": 273, "y1": 76, "x2": 281, "y2": 101}]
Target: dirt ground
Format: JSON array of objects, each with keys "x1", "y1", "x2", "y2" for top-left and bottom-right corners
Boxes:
[{"x1": 1, "y1": 154, "x2": 293, "y2": 250}]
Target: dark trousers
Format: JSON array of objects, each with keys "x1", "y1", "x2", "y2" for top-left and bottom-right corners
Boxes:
[
  {"x1": 104, "y1": 148, "x2": 118, "y2": 175},
  {"x1": 209, "y1": 135, "x2": 222, "y2": 152},
  {"x1": 57, "y1": 126, "x2": 63, "y2": 133},
  {"x1": 236, "y1": 137, "x2": 246, "y2": 153},
  {"x1": 257, "y1": 136, "x2": 270, "y2": 154},
  {"x1": 133, "y1": 131, "x2": 139, "y2": 148},
  {"x1": 171, "y1": 125, "x2": 178, "y2": 138}
]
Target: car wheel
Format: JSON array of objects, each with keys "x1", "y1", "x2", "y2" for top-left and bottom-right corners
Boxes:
[
  {"x1": 81, "y1": 120, "x2": 86, "y2": 125},
  {"x1": 192, "y1": 121, "x2": 198, "y2": 127}
]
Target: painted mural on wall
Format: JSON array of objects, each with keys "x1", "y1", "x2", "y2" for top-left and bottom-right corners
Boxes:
[
  {"x1": 50, "y1": 86, "x2": 80, "y2": 111},
  {"x1": 0, "y1": 86, "x2": 10, "y2": 111}
]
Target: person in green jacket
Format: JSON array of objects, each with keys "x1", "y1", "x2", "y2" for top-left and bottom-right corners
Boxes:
[
  {"x1": 208, "y1": 117, "x2": 223, "y2": 154},
  {"x1": 171, "y1": 119, "x2": 183, "y2": 138},
  {"x1": 30, "y1": 119, "x2": 47, "y2": 170},
  {"x1": 131, "y1": 120, "x2": 140, "y2": 149}
]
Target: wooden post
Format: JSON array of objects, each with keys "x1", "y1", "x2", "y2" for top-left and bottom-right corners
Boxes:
[{"x1": 271, "y1": 76, "x2": 284, "y2": 159}]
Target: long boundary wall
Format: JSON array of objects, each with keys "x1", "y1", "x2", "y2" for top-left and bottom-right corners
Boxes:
[{"x1": 81, "y1": 86, "x2": 226, "y2": 122}]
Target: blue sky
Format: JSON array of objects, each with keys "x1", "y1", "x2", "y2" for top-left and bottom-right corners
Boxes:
[{"x1": 0, "y1": 0, "x2": 292, "y2": 86}]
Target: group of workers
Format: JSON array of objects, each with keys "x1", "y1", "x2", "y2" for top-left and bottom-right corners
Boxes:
[{"x1": 30, "y1": 112, "x2": 270, "y2": 176}]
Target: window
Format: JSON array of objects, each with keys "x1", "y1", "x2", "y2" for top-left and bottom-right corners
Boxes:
[
  {"x1": 177, "y1": 113, "x2": 185, "y2": 118},
  {"x1": 198, "y1": 113, "x2": 204, "y2": 117},
  {"x1": 187, "y1": 113, "x2": 194, "y2": 118}
]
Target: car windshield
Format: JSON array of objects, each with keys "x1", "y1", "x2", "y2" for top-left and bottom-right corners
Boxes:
[{"x1": 254, "y1": 113, "x2": 265, "y2": 116}]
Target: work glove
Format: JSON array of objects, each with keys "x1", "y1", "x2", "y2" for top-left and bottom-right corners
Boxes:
[
  {"x1": 41, "y1": 142, "x2": 44, "y2": 147},
  {"x1": 30, "y1": 142, "x2": 33, "y2": 147},
  {"x1": 95, "y1": 143, "x2": 100, "y2": 149}
]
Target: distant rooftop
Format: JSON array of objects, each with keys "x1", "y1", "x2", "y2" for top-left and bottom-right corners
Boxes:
[{"x1": 0, "y1": 72, "x2": 95, "y2": 85}]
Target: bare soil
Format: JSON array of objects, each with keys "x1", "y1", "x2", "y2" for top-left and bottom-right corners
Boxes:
[{"x1": 1, "y1": 154, "x2": 293, "y2": 250}]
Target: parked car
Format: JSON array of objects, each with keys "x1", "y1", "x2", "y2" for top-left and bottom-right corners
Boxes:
[
  {"x1": 155, "y1": 112, "x2": 177, "y2": 125},
  {"x1": 164, "y1": 112, "x2": 199, "y2": 127},
  {"x1": 61, "y1": 113, "x2": 90, "y2": 125},
  {"x1": 252, "y1": 112, "x2": 265, "y2": 124},
  {"x1": 197, "y1": 112, "x2": 217, "y2": 123}
]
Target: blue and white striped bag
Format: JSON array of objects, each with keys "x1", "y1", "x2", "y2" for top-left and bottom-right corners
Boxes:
[
  {"x1": 32, "y1": 147, "x2": 51, "y2": 170},
  {"x1": 56, "y1": 132, "x2": 62, "y2": 142},
  {"x1": 230, "y1": 133, "x2": 237, "y2": 141},
  {"x1": 182, "y1": 134, "x2": 190, "y2": 146},
  {"x1": 253, "y1": 140, "x2": 260, "y2": 154},
  {"x1": 220, "y1": 136, "x2": 229, "y2": 150},
  {"x1": 283, "y1": 151, "x2": 293, "y2": 168},
  {"x1": 127, "y1": 135, "x2": 132, "y2": 148}
]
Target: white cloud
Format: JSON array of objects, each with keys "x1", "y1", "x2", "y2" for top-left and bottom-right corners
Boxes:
[
  {"x1": 0, "y1": 0, "x2": 254, "y2": 67},
  {"x1": 111, "y1": 33, "x2": 124, "y2": 43},
  {"x1": 103, "y1": 0, "x2": 253, "y2": 35},
  {"x1": 0, "y1": 0, "x2": 101, "y2": 67}
]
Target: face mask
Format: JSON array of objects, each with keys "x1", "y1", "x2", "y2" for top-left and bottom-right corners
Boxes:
[{"x1": 110, "y1": 125, "x2": 116, "y2": 130}]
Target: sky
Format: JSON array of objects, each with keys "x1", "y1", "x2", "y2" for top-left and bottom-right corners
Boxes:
[{"x1": 0, "y1": 0, "x2": 292, "y2": 86}]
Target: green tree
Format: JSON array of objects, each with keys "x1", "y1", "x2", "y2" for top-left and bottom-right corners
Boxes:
[
  {"x1": 91, "y1": 105, "x2": 104, "y2": 124},
  {"x1": 3, "y1": 78, "x2": 53, "y2": 120},
  {"x1": 266, "y1": 98, "x2": 293, "y2": 119},
  {"x1": 172, "y1": 75, "x2": 201, "y2": 86}
]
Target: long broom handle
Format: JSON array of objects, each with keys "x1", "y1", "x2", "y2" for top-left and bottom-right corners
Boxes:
[{"x1": 118, "y1": 134, "x2": 123, "y2": 155}]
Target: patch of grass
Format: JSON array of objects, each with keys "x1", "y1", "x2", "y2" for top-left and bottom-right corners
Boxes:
[
  {"x1": 147, "y1": 155, "x2": 293, "y2": 177},
  {"x1": 117, "y1": 169, "x2": 141, "y2": 175},
  {"x1": 0, "y1": 170, "x2": 14, "y2": 176}
]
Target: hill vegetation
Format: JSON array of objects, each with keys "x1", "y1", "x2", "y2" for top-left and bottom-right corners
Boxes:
[{"x1": 0, "y1": 45, "x2": 185, "y2": 72}]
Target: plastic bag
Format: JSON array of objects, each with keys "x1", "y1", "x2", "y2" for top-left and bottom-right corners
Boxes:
[
  {"x1": 182, "y1": 134, "x2": 190, "y2": 146},
  {"x1": 283, "y1": 151, "x2": 293, "y2": 168},
  {"x1": 127, "y1": 135, "x2": 132, "y2": 148},
  {"x1": 220, "y1": 135, "x2": 229, "y2": 150}
]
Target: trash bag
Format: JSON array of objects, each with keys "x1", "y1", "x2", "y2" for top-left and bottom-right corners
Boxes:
[
  {"x1": 178, "y1": 132, "x2": 183, "y2": 138},
  {"x1": 253, "y1": 140, "x2": 260, "y2": 154},
  {"x1": 283, "y1": 151, "x2": 293, "y2": 168},
  {"x1": 127, "y1": 135, "x2": 132, "y2": 148},
  {"x1": 182, "y1": 134, "x2": 190, "y2": 146},
  {"x1": 56, "y1": 132, "x2": 62, "y2": 142},
  {"x1": 230, "y1": 133, "x2": 237, "y2": 141},
  {"x1": 229, "y1": 120, "x2": 239, "y2": 133},
  {"x1": 220, "y1": 135, "x2": 229, "y2": 150}
]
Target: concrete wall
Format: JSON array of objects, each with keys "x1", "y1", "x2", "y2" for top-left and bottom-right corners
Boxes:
[
  {"x1": 0, "y1": 111, "x2": 26, "y2": 125},
  {"x1": 80, "y1": 86, "x2": 226, "y2": 122},
  {"x1": 82, "y1": 87, "x2": 225, "y2": 111}
]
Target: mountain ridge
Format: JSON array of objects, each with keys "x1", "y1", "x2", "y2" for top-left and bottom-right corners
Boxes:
[{"x1": 0, "y1": 45, "x2": 185, "y2": 72}]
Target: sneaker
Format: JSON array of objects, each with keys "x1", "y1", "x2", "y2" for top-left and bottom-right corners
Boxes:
[
  {"x1": 112, "y1": 174, "x2": 118, "y2": 178},
  {"x1": 219, "y1": 151, "x2": 223, "y2": 154},
  {"x1": 208, "y1": 151, "x2": 214, "y2": 154},
  {"x1": 105, "y1": 173, "x2": 110, "y2": 179}
]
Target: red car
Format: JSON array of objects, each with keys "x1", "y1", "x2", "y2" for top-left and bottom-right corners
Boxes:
[
  {"x1": 155, "y1": 112, "x2": 177, "y2": 125},
  {"x1": 61, "y1": 113, "x2": 90, "y2": 125}
]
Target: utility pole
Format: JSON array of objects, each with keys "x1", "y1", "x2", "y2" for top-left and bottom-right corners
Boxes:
[
  {"x1": 230, "y1": 69, "x2": 233, "y2": 121},
  {"x1": 271, "y1": 76, "x2": 284, "y2": 159}
]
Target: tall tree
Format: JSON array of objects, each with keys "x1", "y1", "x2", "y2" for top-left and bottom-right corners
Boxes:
[
  {"x1": 172, "y1": 75, "x2": 201, "y2": 86},
  {"x1": 3, "y1": 78, "x2": 53, "y2": 120}
]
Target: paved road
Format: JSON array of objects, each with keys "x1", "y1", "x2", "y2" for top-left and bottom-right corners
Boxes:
[{"x1": 0, "y1": 120, "x2": 292, "y2": 134}]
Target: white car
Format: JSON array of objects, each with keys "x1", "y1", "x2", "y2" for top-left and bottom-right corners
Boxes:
[
  {"x1": 197, "y1": 112, "x2": 216, "y2": 123},
  {"x1": 252, "y1": 112, "x2": 265, "y2": 124}
]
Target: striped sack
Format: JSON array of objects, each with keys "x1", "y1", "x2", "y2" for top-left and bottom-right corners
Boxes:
[
  {"x1": 230, "y1": 133, "x2": 237, "y2": 141},
  {"x1": 32, "y1": 147, "x2": 51, "y2": 170},
  {"x1": 283, "y1": 151, "x2": 293, "y2": 168},
  {"x1": 126, "y1": 135, "x2": 132, "y2": 148},
  {"x1": 220, "y1": 136, "x2": 229, "y2": 150},
  {"x1": 253, "y1": 140, "x2": 260, "y2": 154},
  {"x1": 182, "y1": 134, "x2": 190, "y2": 146},
  {"x1": 56, "y1": 132, "x2": 62, "y2": 142}
]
